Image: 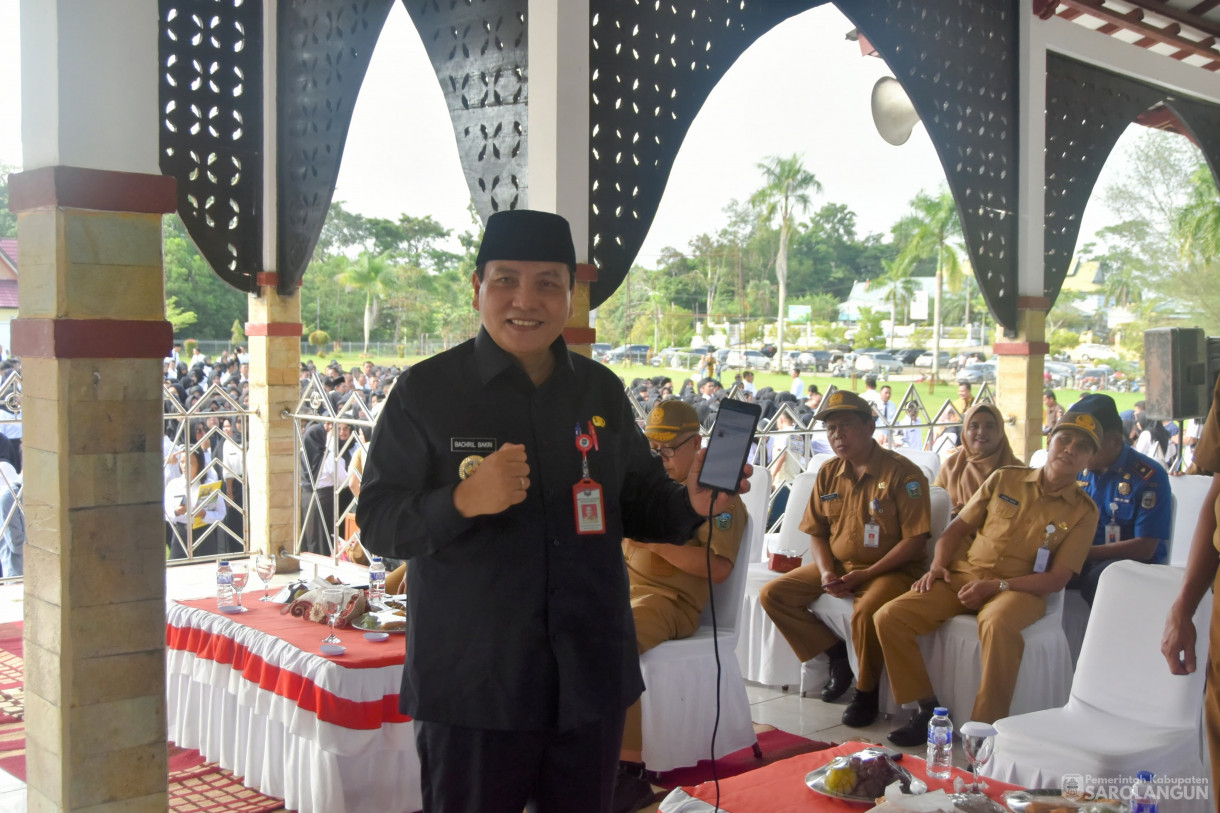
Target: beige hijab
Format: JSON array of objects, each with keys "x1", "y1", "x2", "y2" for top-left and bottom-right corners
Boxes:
[{"x1": 934, "y1": 403, "x2": 1022, "y2": 510}]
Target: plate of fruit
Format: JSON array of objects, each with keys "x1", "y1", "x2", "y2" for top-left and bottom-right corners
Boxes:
[{"x1": 806, "y1": 749, "x2": 927, "y2": 804}]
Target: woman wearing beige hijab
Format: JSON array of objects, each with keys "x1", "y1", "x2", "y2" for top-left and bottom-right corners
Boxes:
[{"x1": 934, "y1": 402, "x2": 1023, "y2": 515}]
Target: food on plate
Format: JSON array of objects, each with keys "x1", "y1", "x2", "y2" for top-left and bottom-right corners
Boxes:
[
  {"x1": 355, "y1": 611, "x2": 407, "y2": 632},
  {"x1": 821, "y1": 751, "x2": 914, "y2": 799},
  {"x1": 1003, "y1": 791, "x2": 1123, "y2": 813}
]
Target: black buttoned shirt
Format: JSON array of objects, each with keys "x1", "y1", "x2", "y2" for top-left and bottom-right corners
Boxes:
[{"x1": 358, "y1": 329, "x2": 701, "y2": 731}]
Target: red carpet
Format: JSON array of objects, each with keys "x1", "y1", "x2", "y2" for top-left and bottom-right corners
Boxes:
[
  {"x1": 0, "y1": 622, "x2": 285, "y2": 812},
  {"x1": 654, "y1": 726, "x2": 833, "y2": 789}
]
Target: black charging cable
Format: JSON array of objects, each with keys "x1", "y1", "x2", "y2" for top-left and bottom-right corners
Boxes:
[{"x1": 704, "y1": 486, "x2": 723, "y2": 813}]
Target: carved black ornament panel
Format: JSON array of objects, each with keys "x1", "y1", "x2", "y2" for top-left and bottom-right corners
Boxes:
[
  {"x1": 277, "y1": 0, "x2": 397, "y2": 295},
  {"x1": 404, "y1": 0, "x2": 530, "y2": 223},
  {"x1": 836, "y1": 0, "x2": 1020, "y2": 333},
  {"x1": 159, "y1": 0, "x2": 264, "y2": 293},
  {"x1": 1044, "y1": 55, "x2": 1220, "y2": 303},
  {"x1": 587, "y1": 0, "x2": 825, "y2": 308}
]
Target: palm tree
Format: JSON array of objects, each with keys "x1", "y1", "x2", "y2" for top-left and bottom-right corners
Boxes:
[
  {"x1": 1174, "y1": 165, "x2": 1220, "y2": 261},
  {"x1": 878, "y1": 257, "x2": 917, "y2": 349},
  {"x1": 896, "y1": 189, "x2": 962, "y2": 381},
  {"x1": 337, "y1": 251, "x2": 395, "y2": 354},
  {"x1": 750, "y1": 155, "x2": 821, "y2": 361}
]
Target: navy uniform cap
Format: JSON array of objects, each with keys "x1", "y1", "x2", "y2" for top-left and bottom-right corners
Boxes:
[
  {"x1": 1068, "y1": 393, "x2": 1122, "y2": 434},
  {"x1": 475, "y1": 210, "x2": 576, "y2": 268}
]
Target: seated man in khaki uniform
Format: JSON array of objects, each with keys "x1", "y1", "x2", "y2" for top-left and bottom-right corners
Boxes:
[
  {"x1": 615, "y1": 400, "x2": 746, "y2": 813},
  {"x1": 759, "y1": 390, "x2": 931, "y2": 728},
  {"x1": 876, "y1": 412, "x2": 1100, "y2": 745}
]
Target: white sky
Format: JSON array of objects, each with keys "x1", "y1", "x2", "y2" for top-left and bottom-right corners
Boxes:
[{"x1": 0, "y1": 1, "x2": 1129, "y2": 266}]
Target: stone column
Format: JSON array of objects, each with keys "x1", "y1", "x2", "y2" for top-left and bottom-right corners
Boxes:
[
  {"x1": 10, "y1": 167, "x2": 175, "y2": 813},
  {"x1": 565, "y1": 264, "x2": 598, "y2": 357},
  {"x1": 245, "y1": 280, "x2": 302, "y2": 563},
  {"x1": 994, "y1": 301, "x2": 1049, "y2": 463}
]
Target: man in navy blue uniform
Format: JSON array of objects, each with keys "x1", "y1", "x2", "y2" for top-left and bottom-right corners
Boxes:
[
  {"x1": 357, "y1": 210, "x2": 748, "y2": 813},
  {"x1": 1069, "y1": 394, "x2": 1172, "y2": 605}
]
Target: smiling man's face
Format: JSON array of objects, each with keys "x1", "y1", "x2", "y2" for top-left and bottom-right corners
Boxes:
[{"x1": 472, "y1": 260, "x2": 573, "y2": 369}]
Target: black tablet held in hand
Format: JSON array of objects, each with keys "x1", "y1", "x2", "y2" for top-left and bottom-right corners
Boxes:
[{"x1": 697, "y1": 399, "x2": 761, "y2": 494}]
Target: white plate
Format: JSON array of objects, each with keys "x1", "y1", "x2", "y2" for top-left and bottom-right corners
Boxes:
[
  {"x1": 363, "y1": 632, "x2": 390, "y2": 642},
  {"x1": 319, "y1": 643, "x2": 347, "y2": 656},
  {"x1": 218, "y1": 605, "x2": 248, "y2": 614}
]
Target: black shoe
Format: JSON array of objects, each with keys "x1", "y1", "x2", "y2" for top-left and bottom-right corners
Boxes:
[
  {"x1": 612, "y1": 765, "x2": 656, "y2": 813},
  {"x1": 888, "y1": 703, "x2": 940, "y2": 747},
  {"x1": 820, "y1": 657, "x2": 854, "y2": 702},
  {"x1": 841, "y1": 688, "x2": 879, "y2": 727}
]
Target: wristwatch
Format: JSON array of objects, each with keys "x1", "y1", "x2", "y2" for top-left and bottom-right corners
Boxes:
[{"x1": 997, "y1": 579, "x2": 1010, "y2": 593}]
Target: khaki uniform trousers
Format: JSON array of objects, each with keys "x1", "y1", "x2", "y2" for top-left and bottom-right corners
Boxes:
[
  {"x1": 621, "y1": 588, "x2": 700, "y2": 754},
  {"x1": 758, "y1": 563, "x2": 915, "y2": 693},
  {"x1": 874, "y1": 572, "x2": 1046, "y2": 724},
  {"x1": 1206, "y1": 569, "x2": 1220, "y2": 795}
]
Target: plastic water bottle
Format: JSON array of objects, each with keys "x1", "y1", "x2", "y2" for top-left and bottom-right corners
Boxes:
[
  {"x1": 1131, "y1": 771, "x2": 1157, "y2": 813},
  {"x1": 926, "y1": 707, "x2": 953, "y2": 779},
  {"x1": 368, "y1": 556, "x2": 386, "y2": 601},
  {"x1": 216, "y1": 560, "x2": 235, "y2": 609}
]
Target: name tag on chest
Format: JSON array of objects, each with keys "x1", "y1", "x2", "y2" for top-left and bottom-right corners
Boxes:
[{"x1": 451, "y1": 438, "x2": 497, "y2": 454}]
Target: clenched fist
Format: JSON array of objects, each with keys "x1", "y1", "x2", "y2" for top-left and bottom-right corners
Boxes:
[{"x1": 453, "y1": 443, "x2": 531, "y2": 518}]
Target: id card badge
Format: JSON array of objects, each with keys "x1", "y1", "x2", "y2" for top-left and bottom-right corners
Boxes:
[
  {"x1": 573, "y1": 479, "x2": 605, "y2": 535},
  {"x1": 863, "y1": 522, "x2": 881, "y2": 549},
  {"x1": 1105, "y1": 523, "x2": 1121, "y2": 545},
  {"x1": 1033, "y1": 544, "x2": 1051, "y2": 573}
]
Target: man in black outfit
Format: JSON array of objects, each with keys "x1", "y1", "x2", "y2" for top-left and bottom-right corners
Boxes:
[{"x1": 357, "y1": 210, "x2": 748, "y2": 813}]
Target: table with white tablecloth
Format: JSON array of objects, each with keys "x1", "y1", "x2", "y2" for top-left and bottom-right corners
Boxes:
[{"x1": 166, "y1": 598, "x2": 421, "y2": 813}]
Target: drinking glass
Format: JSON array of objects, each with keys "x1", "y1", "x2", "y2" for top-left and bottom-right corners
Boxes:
[
  {"x1": 231, "y1": 562, "x2": 249, "y2": 608},
  {"x1": 255, "y1": 554, "x2": 276, "y2": 601},
  {"x1": 321, "y1": 588, "x2": 343, "y2": 644},
  {"x1": 960, "y1": 721, "x2": 997, "y2": 793}
]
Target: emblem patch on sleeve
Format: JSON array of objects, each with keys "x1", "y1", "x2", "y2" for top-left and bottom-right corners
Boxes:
[
  {"x1": 715, "y1": 512, "x2": 733, "y2": 530},
  {"x1": 905, "y1": 480, "x2": 922, "y2": 499},
  {"x1": 1141, "y1": 490, "x2": 1157, "y2": 509}
]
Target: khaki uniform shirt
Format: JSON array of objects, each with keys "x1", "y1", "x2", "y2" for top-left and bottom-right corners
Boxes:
[
  {"x1": 623, "y1": 494, "x2": 746, "y2": 614},
  {"x1": 800, "y1": 442, "x2": 931, "y2": 578},
  {"x1": 955, "y1": 466, "x2": 1097, "y2": 579},
  {"x1": 1191, "y1": 374, "x2": 1220, "y2": 551}
]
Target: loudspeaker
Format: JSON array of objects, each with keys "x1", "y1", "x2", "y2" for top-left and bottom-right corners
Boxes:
[
  {"x1": 1145, "y1": 327, "x2": 1209, "y2": 420},
  {"x1": 871, "y1": 77, "x2": 921, "y2": 146}
]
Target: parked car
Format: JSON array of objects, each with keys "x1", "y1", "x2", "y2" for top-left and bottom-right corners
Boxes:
[
  {"x1": 1043, "y1": 360, "x2": 1076, "y2": 388},
  {"x1": 856, "y1": 352, "x2": 904, "y2": 375},
  {"x1": 591, "y1": 343, "x2": 612, "y2": 362},
  {"x1": 956, "y1": 361, "x2": 997, "y2": 385},
  {"x1": 895, "y1": 348, "x2": 927, "y2": 366},
  {"x1": 915, "y1": 351, "x2": 952, "y2": 368},
  {"x1": 605, "y1": 344, "x2": 651, "y2": 364},
  {"x1": 771, "y1": 350, "x2": 802, "y2": 372},
  {"x1": 1069, "y1": 342, "x2": 1118, "y2": 362}
]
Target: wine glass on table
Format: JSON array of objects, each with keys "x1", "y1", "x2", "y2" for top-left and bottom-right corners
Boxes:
[
  {"x1": 230, "y1": 562, "x2": 249, "y2": 609},
  {"x1": 255, "y1": 554, "x2": 276, "y2": 601},
  {"x1": 960, "y1": 721, "x2": 997, "y2": 794},
  {"x1": 321, "y1": 587, "x2": 343, "y2": 645}
]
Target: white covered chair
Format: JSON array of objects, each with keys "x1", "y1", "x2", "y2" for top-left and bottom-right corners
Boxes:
[
  {"x1": 983, "y1": 562, "x2": 1211, "y2": 813},
  {"x1": 893, "y1": 447, "x2": 941, "y2": 483},
  {"x1": 737, "y1": 468, "x2": 821, "y2": 688},
  {"x1": 801, "y1": 486, "x2": 952, "y2": 709},
  {"x1": 1169, "y1": 474, "x2": 1214, "y2": 567},
  {"x1": 1028, "y1": 448, "x2": 1047, "y2": 468},
  {"x1": 1062, "y1": 494, "x2": 1177, "y2": 665},
  {"x1": 638, "y1": 466, "x2": 768, "y2": 771}
]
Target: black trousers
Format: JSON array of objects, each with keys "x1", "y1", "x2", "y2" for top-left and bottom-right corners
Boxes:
[{"x1": 414, "y1": 711, "x2": 626, "y2": 813}]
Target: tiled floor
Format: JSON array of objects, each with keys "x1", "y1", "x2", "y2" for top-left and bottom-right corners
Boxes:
[{"x1": 0, "y1": 563, "x2": 967, "y2": 812}]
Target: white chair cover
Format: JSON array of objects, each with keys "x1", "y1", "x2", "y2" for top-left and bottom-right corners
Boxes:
[
  {"x1": 1028, "y1": 448, "x2": 1047, "y2": 468},
  {"x1": 984, "y1": 562, "x2": 1211, "y2": 813},
  {"x1": 800, "y1": 487, "x2": 952, "y2": 709},
  {"x1": 923, "y1": 587, "x2": 1071, "y2": 720},
  {"x1": 737, "y1": 468, "x2": 822, "y2": 688},
  {"x1": 638, "y1": 467, "x2": 769, "y2": 772},
  {"x1": 893, "y1": 447, "x2": 942, "y2": 482},
  {"x1": 1170, "y1": 475, "x2": 1213, "y2": 567},
  {"x1": 1063, "y1": 494, "x2": 1177, "y2": 665}
]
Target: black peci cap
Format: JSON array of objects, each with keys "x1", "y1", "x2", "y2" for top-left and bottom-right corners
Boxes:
[{"x1": 475, "y1": 210, "x2": 577, "y2": 269}]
